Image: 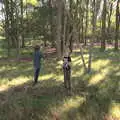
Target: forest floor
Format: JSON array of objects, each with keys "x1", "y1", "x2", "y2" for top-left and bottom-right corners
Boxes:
[{"x1": 0, "y1": 47, "x2": 120, "y2": 120}]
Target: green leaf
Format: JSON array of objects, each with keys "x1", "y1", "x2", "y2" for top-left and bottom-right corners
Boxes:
[{"x1": 23, "y1": 0, "x2": 39, "y2": 6}]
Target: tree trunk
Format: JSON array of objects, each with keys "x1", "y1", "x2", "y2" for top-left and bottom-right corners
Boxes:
[
  {"x1": 107, "y1": 3, "x2": 113, "y2": 34},
  {"x1": 101, "y1": 0, "x2": 106, "y2": 51},
  {"x1": 62, "y1": 10, "x2": 67, "y2": 55},
  {"x1": 20, "y1": 0, "x2": 25, "y2": 48},
  {"x1": 88, "y1": 0, "x2": 96, "y2": 73},
  {"x1": 84, "y1": 0, "x2": 89, "y2": 46},
  {"x1": 4, "y1": 0, "x2": 10, "y2": 57},
  {"x1": 56, "y1": 0, "x2": 62, "y2": 58},
  {"x1": 115, "y1": 0, "x2": 119, "y2": 51},
  {"x1": 69, "y1": 0, "x2": 73, "y2": 53}
]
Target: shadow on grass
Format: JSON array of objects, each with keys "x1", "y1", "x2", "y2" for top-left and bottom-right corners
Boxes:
[
  {"x1": 0, "y1": 79, "x2": 70, "y2": 120},
  {"x1": 0, "y1": 66, "x2": 119, "y2": 120},
  {"x1": 62, "y1": 65, "x2": 120, "y2": 120},
  {"x1": 0, "y1": 48, "x2": 119, "y2": 120}
]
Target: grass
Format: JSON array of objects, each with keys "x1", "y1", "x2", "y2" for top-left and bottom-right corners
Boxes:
[{"x1": 0, "y1": 47, "x2": 120, "y2": 120}]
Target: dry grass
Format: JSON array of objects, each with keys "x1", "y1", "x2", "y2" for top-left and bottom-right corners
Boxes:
[{"x1": 0, "y1": 48, "x2": 120, "y2": 120}]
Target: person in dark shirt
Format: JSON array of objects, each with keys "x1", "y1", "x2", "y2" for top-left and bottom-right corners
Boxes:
[
  {"x1": 63, "y1": 52, "x2": 72, "y2": 91},
  {"x1": 33, "y1": 45, "x2": 43, "y2": 85}
]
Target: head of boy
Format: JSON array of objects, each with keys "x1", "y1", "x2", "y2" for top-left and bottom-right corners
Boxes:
[{"x1": 34, "y1": 45, "x2": 40, "y2": 51}]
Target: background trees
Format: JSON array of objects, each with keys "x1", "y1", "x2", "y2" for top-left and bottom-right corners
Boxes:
[{"x1": 0, "y1": 0, "x2": 119, "y2": 58}]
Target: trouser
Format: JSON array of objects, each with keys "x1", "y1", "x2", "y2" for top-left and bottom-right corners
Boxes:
[
  {"x1": 63, "y1": 68, "x2": 71, "y2": 90},
  {"x1": 34, "y1": 68, "x2": 40, "y2": 83}
]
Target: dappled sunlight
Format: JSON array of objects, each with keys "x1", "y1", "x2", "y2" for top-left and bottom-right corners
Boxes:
[
  {"x1": 0, "y1": 85, "x2": 9, "y2": 92},
  {"x1": 72, "y1": 69, "x2": 84, "y2": 78},
  {"x1": 0, "y1": 64, "x2": 17, "y2": 72},
  {"x1": 0, "y1": 66, "x2": 7, "y2": 72},
  {"x1": 92, "y1": 59, "x2": 110, "y2": 71},
  {"x1": 89, "y1": 68, "x2": 109, "y2": 85},
  {"x1": 89, "y1": 73, "x2": 106, "y2": 85},
  {"x1": 56, "y1": 65, "x2": 61, "y2": 69},
  {"x1": 7, "y1": 76, "x2": 31, "y2": 86},
  {"x1": 61, "y1": 96, "x2": 85, "y2": 112},
  {"x1": 40, "y1": 73, "x2": 55, "y2": 81},
  {"x1": 55, "y1": 74, "x2": 63, "y2": 81},
  {"x1": 71, "y1": 56, "x2": 81, "y2": 62},
  {"x1": 115, "y1": 71, "x2": 120, "y2": 76},
  {"x1": 50, "y1": 96, "x2": 86, "y2": 119},
  {"x1": 0, "y1": 48, "x2": 120, "y2": 120},
  {"x1": 109, "y1": 103, "x2": 120, "y2": 119},
  {"x1": 57, "y1": 60, "x2": 62, "y2": 65},
  {"x1": 72, "y1": 59, "x2": 81, "y2": 66},
  {"x1": 0, "y1": 77, "x2": 30, "y2": 92}
]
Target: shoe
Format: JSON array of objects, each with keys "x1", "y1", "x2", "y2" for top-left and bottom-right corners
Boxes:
[{"x1": 32, "y1": 82, "x2": 37, "y2": 86}]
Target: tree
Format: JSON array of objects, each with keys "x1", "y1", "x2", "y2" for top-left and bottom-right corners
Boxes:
[
  {"x1": 56, "y1": 0, "x2": 62, "y2": 58},
  {"x1": 20, "y1": 0, "x2": 25, "y2": 47},
  {"x1": 115, "y1": 0, "x2": 119, "y2": 50},
  {"x1": 88, "y1": 0, "x2": 96, "y2": 73},
  {"x1": 101, "y1": 0, "x2": 107, "y2": 51}
]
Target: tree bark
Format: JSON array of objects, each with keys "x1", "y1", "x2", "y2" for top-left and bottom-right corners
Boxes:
[
  {"x1": 88, "y1": 0, "x2": 96, "y2": 73},
  {"x1": 20, "y1": 0, "x2": 25, "y2": 48},
  {"x1": 101, "y1": 0, "x2": 106, "y2": 51},
  {"x1": 84, "y1": 0, "x2": 89, "y2": 46},
  {"x1": 4, "y1": 0, "x2": 10, "y2": 56},
  {"x1": 56, "y1": 0, "x2": 62, "y2": 58},
  {"x1": 115, "y1": 0, "x2": 119, "y2": 51}
]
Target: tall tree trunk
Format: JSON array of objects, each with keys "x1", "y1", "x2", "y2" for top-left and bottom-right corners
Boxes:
[
  {"x1": 107, "y1": 2, "x2": 113, "y2": 34},
  {"x1": 84, "y1": 0, "x2": 89, "y2": 46},
  {"x1": 20, "y1": 0, "x2": 25, "y2": 48},
  {"x1": 4, "y1": 0, "x2": 10, "y2": 57},
  {"x1": 63, "y1": 10, "x2": 67, "y2": 55},
  {"x1": 49, "y1": 0, "x2": 53, "y2": 41},
  {"x1": 115, "y1": 0, "x2": 119, "y2": 51},
  {"x1": 81, "y1": 13, "x2": 84, "y2": 43},
  {"x1": 14, "y1": 1, "x2": 20, "y2": 60},
  {"x1": 56, "y1": 0, "x2": 62, "y2": 58},
  {"x1": 101, "y1": 0, "x2": 106, "y2": 51},
  {"x1": 107, "y1": 2, "x2": 113, "y2": 44},
  {"x1": 69, "y1": 0, "x2": 73, "y2": 53},
  {"x1": 88, "y1": 0, "x2": 96, "y2": 73}
]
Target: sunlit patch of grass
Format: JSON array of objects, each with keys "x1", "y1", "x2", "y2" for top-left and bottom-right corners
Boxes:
[
  {"x1": 58, "y1": 96, "x2": 85, "y2": 120},
  {"x1": 8, "y1": 77, "x2": 30, "y2": 86},
  {"x1": 72, "y1": 68, "x2": 84, "y2": 77},
  {"x1": 92, "y1": 59, "x2": 110, "y2": 71},
  {"x1": 89, "y1": 73, "x2": 106, "y2": 85},
  {"x1": 109, "y1": 103, "x2": 120, "y2": 119},
  {"x1": 73, "y1": 58, "x2": 81, "y2": 66},
  {"x1": 0, "y1": 48, "x2": 120, "y2": 120},
  {"x1": 61, "y1": 96, "x2": 85, "y2": 112},
  {"x1": 115, "y1": 71, "x2": 120, "y2": 77},
  {"x1": 55, "y1": 74, "x2": 63, "y2": 81},
  {"x1": 0, "y1": 77, "x2": 30, "y2": 92},
  {"x1": 40, "y1": 73, "x2": 55, "y2": 81},
  {"x1": 72, "y1": 56, "x2": 81, "y2": 62},
  {"x1": 0, "y1": 85, "x2": 9, "y2": 92},
  {"x1": 50, "y1": 96, "x2": 86, "y2": 120}
]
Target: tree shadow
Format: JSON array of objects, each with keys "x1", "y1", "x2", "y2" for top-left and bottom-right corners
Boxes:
[
  {"x1": 0, "y1": 48, "x2": 119, "y2": 120},
  {"x1": 0, "y1": 79, "x2": 70, "y2": 120},
  {"x1": 60, "y1": 64, "x2": 120, "y2": 120}
]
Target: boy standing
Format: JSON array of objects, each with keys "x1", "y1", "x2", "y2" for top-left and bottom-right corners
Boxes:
[{"x1": 33, "y1": 45, "x2": 43, "y2": 85}]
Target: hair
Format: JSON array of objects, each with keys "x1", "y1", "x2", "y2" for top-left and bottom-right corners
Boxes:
[{"x1": 34, "y1": 45, "x2": 40, "y2": 51}]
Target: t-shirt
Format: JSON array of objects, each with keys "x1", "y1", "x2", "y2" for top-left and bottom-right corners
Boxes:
[
  {"x1": 63, "y1": 56, "x2": 71, "y2": 70},
  {"x1": 33, "y1": 50, "x2": 43, "y2": 69}
]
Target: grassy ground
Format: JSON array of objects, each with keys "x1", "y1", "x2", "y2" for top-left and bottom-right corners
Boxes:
[{"x1": 0, "y1": 47, "x2": 120, "y2": 120}]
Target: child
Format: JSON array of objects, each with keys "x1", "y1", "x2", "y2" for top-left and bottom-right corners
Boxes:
[
  {"x1": 63, "y1": 52, "x2": 71, "y2": 91},
  {"x1": 33, "y1": 45, "x2": 43, "y2": 85}
]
